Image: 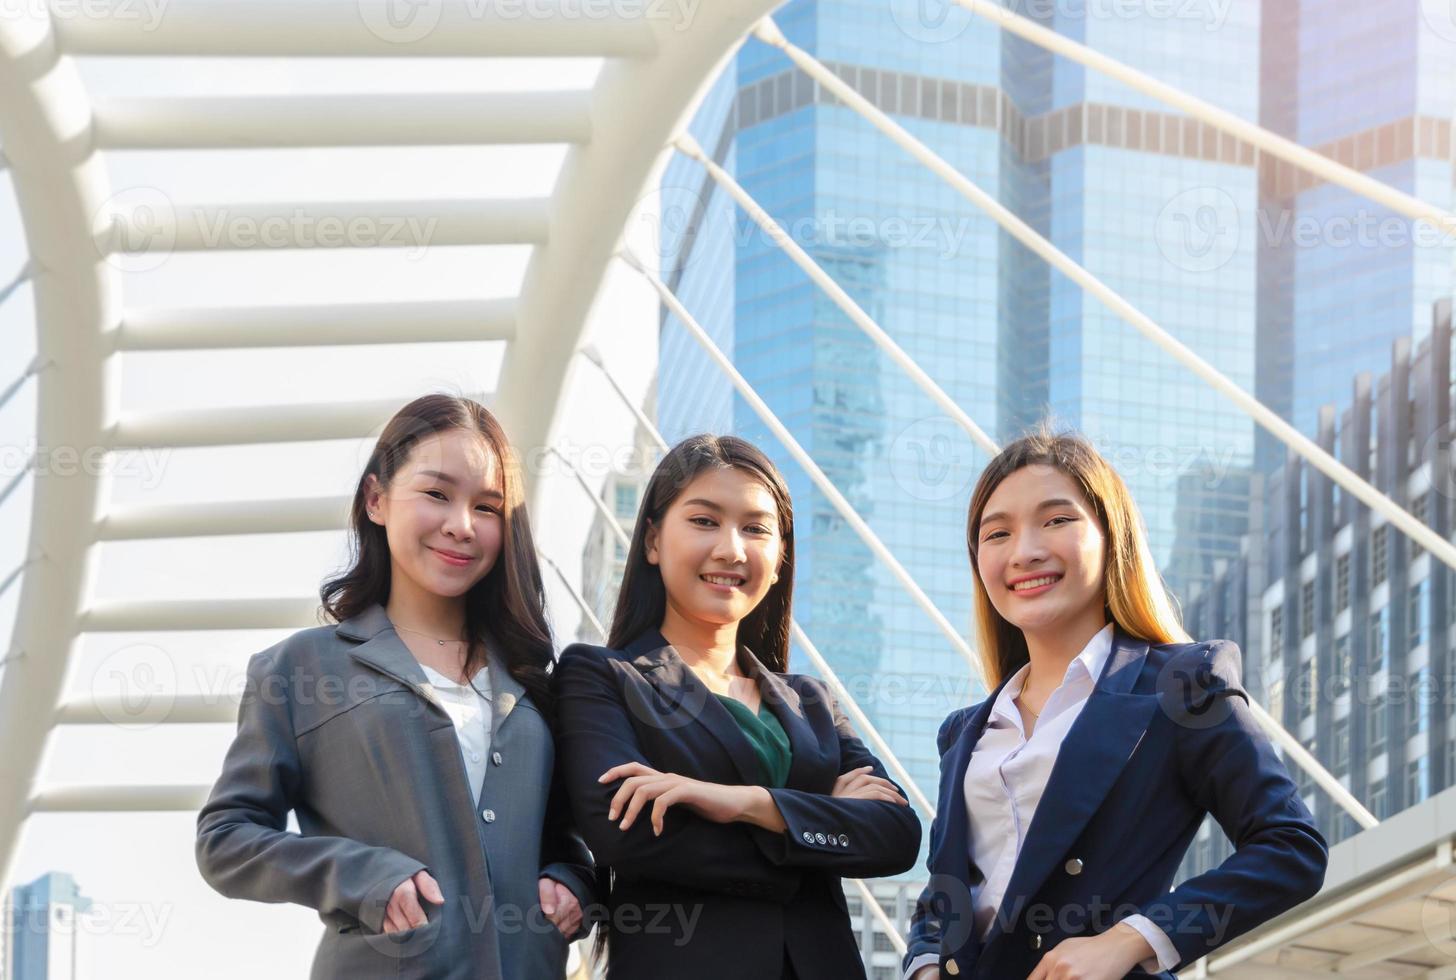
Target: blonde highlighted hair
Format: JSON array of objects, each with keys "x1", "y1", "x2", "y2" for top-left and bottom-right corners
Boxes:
[{"x1": 965, "y1": 424, "x2": 1189, "y2": 688}]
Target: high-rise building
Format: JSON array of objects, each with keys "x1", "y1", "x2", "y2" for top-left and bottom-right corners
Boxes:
[
  {"x1": 1183, "y1": 299, "x2": 1454, "y2": 877},
  {"x1": 7, "y1": 872, "x2": 94, "y2": 980},
  {"x1": 1255, "y1": 0, "x2": 1456, "y2": 477}
]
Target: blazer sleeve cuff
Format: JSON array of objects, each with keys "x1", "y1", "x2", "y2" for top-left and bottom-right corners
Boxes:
[
  {"x1": 1119, "y1": 913, "x2": 1180, "y2": 973},
  {"x1": 903, "y1": 952, "x2": 939, "y2": 979}
]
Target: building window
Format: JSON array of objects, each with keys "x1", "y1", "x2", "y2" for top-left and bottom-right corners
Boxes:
[
  {"x1": 1269, "y1": 606, "x2": 1284, "y2": 661},
  {"x1": 1335, "y1": 553, "x2": 1351, "y2": 612},
  {"x1": 1368, "y1": 607, "x2": 1388, "y2": 675},
  {"x1": 1333, "y1": 633, "x2": 1351, "y2": 695},
  {"x1": 1408, "y1": 579, "x2": 1430, "y2": 649},
  {"x1": 873, "y1": 933, "x2": 895, "y2": 953},
  {"x1": 1297, "y1": 659, "x2": 1315, "y2": 720},
  {"x1": 1372, "y1": 525, "x2": 1389, "y2": 585},
  {"x1": 1407, "y1": 668, "x2": 1429, "y2": 735},
  {"x1": 1301, "y1": 580, "x2": 1316, "y2": 638},
  {"x1": 1332, "y1": 716, "x2": 1350, "y2": 775},
  {"x1": 1370, "y1": 777, "x2": 1388, "y2": 819},
  {"x1": 613, "y1": 483, "x2": 638, "y2": 519},
  {"x1": 1410, "y1": 492, "x2": 1429, "y2": 557},
  {"x1": 1369, "y1": 697, "x2": 1387, "y2": 754},
  {"x1": 1407, "y1": 758, "x2": 1430, "y2": 806}
]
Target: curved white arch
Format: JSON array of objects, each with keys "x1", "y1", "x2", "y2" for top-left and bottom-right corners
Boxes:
[
  {"x1": 0, "y1": 0, "x2": 786, "y2": 890},
  {"x1": 0, "y1": 7, "x2": 118, "y2": 887},
  {"x1": 495, "y1": 1, "x2": 783, "y2": 513}
]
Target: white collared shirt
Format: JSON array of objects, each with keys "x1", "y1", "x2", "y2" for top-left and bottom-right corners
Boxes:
[
  {"x1": 905, "y1": 623, "x2": 1177, "y2": 977},
  {"x1": 418, "y1": 662, "x2": 493, "y2": 803}
]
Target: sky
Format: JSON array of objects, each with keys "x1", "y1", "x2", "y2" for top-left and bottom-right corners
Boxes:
[{"x1": 0, "y1": 49, "x2": 665, "y2": 977}]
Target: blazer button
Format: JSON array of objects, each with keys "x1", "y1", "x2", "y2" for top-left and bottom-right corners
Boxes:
[
  {"x1": 492, "y1": 752, "x2": 503, "y2": 766},
  {"x1": 944, "y1": 960, "x2": 960, "y2": 976},
  {"x1": 481, "y1": 809, "x2": 496, "y2": 823},
  {"x1": 802, "y1": 831, "x2": 815, "y2": 844},
  {"x1": 1064, "y1": 857, "x2": 1084, "y2": 876},
  {"x1": 838, "y1": 834, "x2": 849, "y2": 847},
  {"x1": 1028, "y1": 934, "x2": 1043, "y2": 950},
  {"x1": 815, "y1": 833, "x2": 827, "y2": 845}
]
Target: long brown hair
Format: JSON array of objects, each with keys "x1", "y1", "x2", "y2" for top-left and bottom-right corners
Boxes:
[
  {"x1": 965, "y1": 424, "x2": 1189, "y2": 688},
  {"x1": 609, "y1": 434, "x2": 796, "y2": 670},
  {"x1": 320, "y1": 393, "x2": 554, "y2": 715}
]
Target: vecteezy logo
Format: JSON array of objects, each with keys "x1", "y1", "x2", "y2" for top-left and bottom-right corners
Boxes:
[
  {"x1": 90, "y1": 643, "x2": 178, "y2": 730},
  {"x1": 889, "y1": 0, "x2": 974, "y2": 43},
  {"x1": 91, "y1": 186, "x2": 177, "y2": 274},
  {"x1": 890, "y1": 416, "x2": 978, "y2": 502},
  {"x1": 1420, "y1": 0, "x2": 1456, "y2": 44},
  {"x1": 1154, "y1": 186, "x2": 1241, "y2": 274},
  {"x1": 356, "y1": 0, "x2": 443, "y2": 44}
]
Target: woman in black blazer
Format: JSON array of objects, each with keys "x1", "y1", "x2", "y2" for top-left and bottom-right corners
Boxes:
[{"x1": 554, "y1": 434, "x2": 922, "y2": 979}]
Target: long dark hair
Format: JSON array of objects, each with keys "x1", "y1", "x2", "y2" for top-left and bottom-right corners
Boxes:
[
  {"x1": 320, "y1": 393, "x2": 554, "y2": 716},
  {"x1": 607, "y1": 434, "x2": 795, "y2": 671}
]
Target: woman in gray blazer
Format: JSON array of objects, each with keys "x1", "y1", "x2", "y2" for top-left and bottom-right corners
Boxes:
[{"x1": 196, "y1": 394, "x2": 595, "y2": 980}]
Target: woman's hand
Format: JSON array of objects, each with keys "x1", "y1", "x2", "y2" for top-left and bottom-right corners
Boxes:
[
  {"x1": 911, "y1": 967, "x2": 939, "y2": 980},
  {"x1": 1025, "y1": 922, "x2": 1156, "y2": 980},
  {"x1": 537, "y1": 877, "x2": 583, "y2": 938},
  {"x1": 599, "y1": 761, "x2": 760, "y2": 836},
  {"x1": 383, "y1": 869, "x2": 443, "y2": 934},
  {"x1": 832, "y1": 765, "x2": 909, "y2": 805}
]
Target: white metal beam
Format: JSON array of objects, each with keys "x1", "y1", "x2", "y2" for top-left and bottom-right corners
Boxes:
[
  {"x1": 111, "y1": 299, "x2": 516, "y2": 351},
  {"x1": 96, "y1": 496, "x2": 351, "y2": 540},
  {"x1": 29, "y1": 785, "x2": 210, "y2": 812},
  {"x1": 53, "y1": 0, "x2": 659, "y2": 58},
  {"x1": 93, "y1": 92, "x2": 593, "y2": 149},
  {"x1": 106, "y1": 397, "x2": 431, "y2": 449},
  {"x1": 54, "y1": 693, "x2": 241, "y2": 725},
  {"x1": 79, "y1": 597, "x2": 320, "y2": 633},
  {"x1": 100, "y1": 198, "x2": 550, "y2": 253}
]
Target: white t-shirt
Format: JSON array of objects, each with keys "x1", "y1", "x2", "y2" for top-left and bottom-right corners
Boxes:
[{"x1": 418, "y1": 662, "x2": 493, "y2": 803}]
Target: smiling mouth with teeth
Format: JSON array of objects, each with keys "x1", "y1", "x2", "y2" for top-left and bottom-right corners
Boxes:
[
  {"x1": 701, "y1": 574, "x2": 746, "y2": 588},
  {"x1": 1011, "y1": 574, "x2": 1061, "y2": 592}
]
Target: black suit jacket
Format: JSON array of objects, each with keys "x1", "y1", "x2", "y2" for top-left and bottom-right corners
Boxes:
[{"x1": 553, "y1": 629, "x2": 922, "y2": 979}]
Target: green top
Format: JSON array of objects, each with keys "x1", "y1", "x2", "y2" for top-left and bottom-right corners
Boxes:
[{"x1": 713, "y1": 694, "x2": 792, "y2": 788}]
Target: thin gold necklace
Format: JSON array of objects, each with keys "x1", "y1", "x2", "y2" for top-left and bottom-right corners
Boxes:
[{"x1": 394, "y1": 623, "x2": 467, "y2": 647}]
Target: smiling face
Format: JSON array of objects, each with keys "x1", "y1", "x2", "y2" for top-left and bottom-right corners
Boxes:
[
  {"x1": 974, "y1": 463, "x2": 1109, "y2": 638},
  {"x1": 364, "y1": 428, "x2": 505, "y2": 601},
  {"x1": 644, "y1": 466, "x2": 784, "y2": 632}
]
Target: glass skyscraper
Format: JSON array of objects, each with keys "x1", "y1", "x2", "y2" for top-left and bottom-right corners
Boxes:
[{"x1": 657, "y1": 0, "x2": 1269, "y2": 806}]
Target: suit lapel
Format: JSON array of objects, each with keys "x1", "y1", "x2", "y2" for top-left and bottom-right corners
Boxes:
[
  {"x1": 930, "y1": 683, "x2": 1003, "y2": 881},
  {"x1": 338, "y1": 604, "x2": 450, "y2": 720},
  {"x1": 627, "y1": 630, "x2": 765, "y2": 786},
  {"x1": 739, "y1": 651, "x2": 829, "y2": 789},
  {"x1": 983, "y1": 628, "x2": 1159, "y2": 947}
]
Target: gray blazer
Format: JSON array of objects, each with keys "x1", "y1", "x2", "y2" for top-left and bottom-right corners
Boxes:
[{"x1": 196, "y1": 604, "x2": 594, "y2": 980}]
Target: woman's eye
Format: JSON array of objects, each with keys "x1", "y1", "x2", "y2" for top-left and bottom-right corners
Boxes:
[
  {"x1": 1048, "y1": 516, "x2": 1074, "y2": 526},
  {"x1": 476, "y1": 505, "x2": 498, "y2": 515},
  {"x1": 983, "y1": 530, "x2": 1006, "y2": 542},
  {"x1": 689, "y1": 516, "x2": 717, "y2": 527},
  {"x1": 746, "y1": 525, "x2": 771, "y2": 535},
  {"x1": 425, "y1": 490, "x2": 446, "y2": 500}
]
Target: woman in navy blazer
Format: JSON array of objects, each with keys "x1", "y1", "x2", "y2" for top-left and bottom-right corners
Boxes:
[
  {"x1": 906, "y1": 427, "x2": 1327, "y2": 979},
  {"x1": 554, "y1": 434, "x2": 922, "y2": 979}
]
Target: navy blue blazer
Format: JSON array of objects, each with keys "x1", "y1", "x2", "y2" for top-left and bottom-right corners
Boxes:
[
  {"x1": 905, "y1": 628, "x2": 1327, "y2": 979},
  {"x1": 553, "y1": 630, "x2": 922, "y2": 979}
]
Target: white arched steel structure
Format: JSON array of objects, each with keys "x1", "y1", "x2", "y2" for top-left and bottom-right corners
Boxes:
[{"x1": 0, "y1": 0, "x2": 782, "y2": 891}]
